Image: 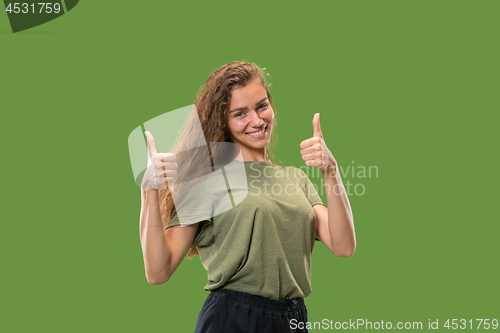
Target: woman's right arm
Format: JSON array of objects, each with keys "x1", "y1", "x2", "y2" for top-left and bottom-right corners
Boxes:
[{"x1": 140, "y1": 188, "x2": 199, "y2": 285}]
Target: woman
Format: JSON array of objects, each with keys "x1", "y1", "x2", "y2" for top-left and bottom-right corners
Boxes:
[{"x1": 139, "y1": 61, "x2": 356, "y2": 333}]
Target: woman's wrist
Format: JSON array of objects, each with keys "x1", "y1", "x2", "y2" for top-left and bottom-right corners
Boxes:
[{"x1": 322, "y1": 164, "x2": 340, "y2": 181}]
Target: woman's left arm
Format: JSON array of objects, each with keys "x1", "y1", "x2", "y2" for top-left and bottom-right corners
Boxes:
[{"x1": 300, "y1": 113, "x2": 356, "y2": 257}]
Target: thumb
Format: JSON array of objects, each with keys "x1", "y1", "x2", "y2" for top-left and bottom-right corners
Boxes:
[
  {"x1": 145, "y1": 131, "x2": 157, "y2": 159},
  {"x1": 313, "y1": 113, "x2": 323, "y2": 138}
]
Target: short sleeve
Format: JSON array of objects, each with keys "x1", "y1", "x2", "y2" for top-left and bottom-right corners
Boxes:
[
  {"x1": 294, "y1": 168, "x2": 325, "y2": 207},
  {"x1": 291, "y1": 168, "x2": 325, "y2": 242},
  {"x1": 163, "y1": 179, "x2": 214, "y2": 247},
  {"x1": 165, "y1": 211, "x2": 212, "y2": 248}
]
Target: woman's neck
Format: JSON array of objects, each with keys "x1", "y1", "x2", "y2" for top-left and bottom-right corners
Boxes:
[{"x1": 239, "y1": 148, "x2": 270, "y2": 162}]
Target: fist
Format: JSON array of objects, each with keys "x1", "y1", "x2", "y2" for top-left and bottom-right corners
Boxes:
[
  {"x1": 299, "y1": 113, "x2": 337, "y2": 175},
  {"x1": 141, "y1": 131, "x2": 177, "y2": 190}
]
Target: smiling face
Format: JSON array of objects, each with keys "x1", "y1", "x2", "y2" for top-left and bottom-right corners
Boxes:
[{"x1": 226, "y1": 79, "x2": 275, "y2": 161}]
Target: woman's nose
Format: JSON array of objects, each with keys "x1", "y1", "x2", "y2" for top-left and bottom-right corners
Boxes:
[{"x1": 248, "y1": 110, "x2": 263, "y2": 127}]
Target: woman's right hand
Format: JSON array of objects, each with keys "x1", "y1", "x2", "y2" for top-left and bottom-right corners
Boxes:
[{"x1": 141, "y1": 131, "x2": 177, "y2": 190}]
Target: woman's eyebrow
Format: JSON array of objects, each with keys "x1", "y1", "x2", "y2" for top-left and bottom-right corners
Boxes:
[{"x1": 229, "y1": 97, "x2": 268, "y2": 113}]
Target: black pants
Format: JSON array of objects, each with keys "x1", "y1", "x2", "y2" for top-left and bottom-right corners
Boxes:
[{"x1": 194, "y1": 288, "x2": 308, "y2": 333}]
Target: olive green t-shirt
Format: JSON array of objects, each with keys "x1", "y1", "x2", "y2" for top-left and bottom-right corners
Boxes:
[{"x1": 164, "y1": 161, "x2": 325, "y2": 300}]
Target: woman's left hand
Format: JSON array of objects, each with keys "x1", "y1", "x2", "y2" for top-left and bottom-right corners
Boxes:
[{"x1": 300, "y1": 113, "x2": 337, "y2": 177}]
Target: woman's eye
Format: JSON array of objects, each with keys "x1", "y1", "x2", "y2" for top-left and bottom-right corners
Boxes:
[
  {"x1": 258, "y1": 103, "x2": 268, "y2": 110},
  {"x1": 235, "y1": 112, "x2": 245, "y2": 118}
]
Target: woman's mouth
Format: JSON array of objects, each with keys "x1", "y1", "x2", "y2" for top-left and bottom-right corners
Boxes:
[{"x1": 246, "y1": 125, "x2": 267, "y2": 138}]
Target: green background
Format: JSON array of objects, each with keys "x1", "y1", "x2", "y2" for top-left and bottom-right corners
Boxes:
[{"x1": 1, "y1": 1, "x2": 498, "y2": 331}]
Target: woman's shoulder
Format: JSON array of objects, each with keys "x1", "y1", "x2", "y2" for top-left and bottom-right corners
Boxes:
[
  {"x1": 281, "y1": 164, "x2": 307, "y2": 175},
  {"x1": 280, "y1": 165, "x2": 310, "y2": 184}
]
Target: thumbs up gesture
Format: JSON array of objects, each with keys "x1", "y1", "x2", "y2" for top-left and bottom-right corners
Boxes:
[
  {"x1": 141, "y1": 131, "x2": 177, "y2": 190},
  {"x1": 300, "y1": 113, "x2": 337, "y2": 176}
]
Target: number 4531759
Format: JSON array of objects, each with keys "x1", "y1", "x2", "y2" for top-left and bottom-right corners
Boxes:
[
  {"x1": 5, "y1": 3, "x2": 62, "y2": 14},
  {"x1": 444, "y1": 319, "x2": 498, "y2": 330}
]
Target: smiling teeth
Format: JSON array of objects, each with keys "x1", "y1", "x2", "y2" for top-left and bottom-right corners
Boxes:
[{"x1": 248, "y1": 128, "x2": 266, "y2": 136}]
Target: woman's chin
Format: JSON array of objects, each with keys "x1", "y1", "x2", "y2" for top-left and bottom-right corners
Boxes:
[{"x1": 248, "y1": 139, "x2": 270, "y2": 150}]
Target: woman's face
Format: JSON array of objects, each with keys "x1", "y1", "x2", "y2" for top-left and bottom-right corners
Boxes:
[{"x1": 226, "y1": 79, "x2": 274, "y2": 156}]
